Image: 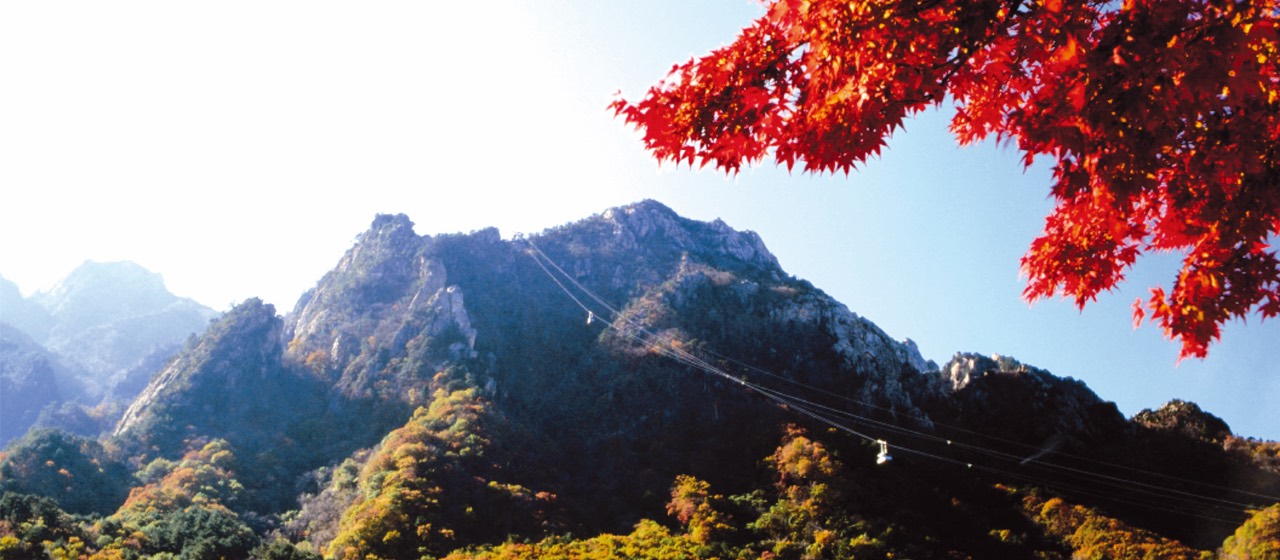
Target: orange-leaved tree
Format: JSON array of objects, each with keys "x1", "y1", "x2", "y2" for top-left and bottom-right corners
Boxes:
[{"x1": 612, "y1": 0, "x2": 1280, "y2": 359}]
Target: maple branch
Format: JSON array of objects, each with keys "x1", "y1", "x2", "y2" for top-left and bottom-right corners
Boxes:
[{"x1": 936, "y1": 0, "x2": 1027, "y2": 89}]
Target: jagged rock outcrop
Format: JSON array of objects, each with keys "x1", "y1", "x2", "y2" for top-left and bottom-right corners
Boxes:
[
  {"x1": 937, "y1": 352, "x2": 1125, "y2": 446},
  {"x1": 598, "y1": 201, "x2": 780, "y2": 272},
  {"x1": 285, "y1": 214, "x2": 477, "y2": 400},
  {"x1": 1133, "y1": 399, "x2": 1233, "y2": 444}
]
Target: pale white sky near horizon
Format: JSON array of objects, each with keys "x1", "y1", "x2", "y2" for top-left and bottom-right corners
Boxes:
[{"x1": 2, "y1": 1, "x2": 1277, "y2": 440}]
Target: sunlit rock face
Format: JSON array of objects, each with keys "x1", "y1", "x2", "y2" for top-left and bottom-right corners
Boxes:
[
  {"x1": 935, "y1": 352, "x2": 1126, "y2": 447},
  {"x1": 1133, "y1": 399, "x2": 1232, "y2": 444},
  {"x1": 284, "y1": 213, "x2": 477, "y2": 400}
]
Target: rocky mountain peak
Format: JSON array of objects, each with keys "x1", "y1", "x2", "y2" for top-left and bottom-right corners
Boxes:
[
  {"x1": 937, "y1": 352, "x2": 1124, "y2": 445},
  {"x1": 0, "y1": 262, "x2": 216, "y2": 439},
  {"x1": 113, "y1": 298, "x2": 286, "y2": 441},
  {"x1": 285, "y1": 216, "x2": 477, "y2": 399},
  {"x1": 364, "y1": 213, "x2": 419, "y2": 246},
  {"x1": 1133, "y1": 399, "x2": 1232, "y2": 443},
  {"x1": 599, "y1": 200, "x2": 780, "y2": 272},
  {"x1": 6, "y1": 203, "x2": 1271, "y2": 558},
  {"x1": 323, "y1": 214, "x2": 430, "y2": 299},
  {"x1": 17, "y1": 261, "x2": 217, "y2": 393},
  {"x1": 34, "y1": 261, "x2": 171, "y2": 329}
]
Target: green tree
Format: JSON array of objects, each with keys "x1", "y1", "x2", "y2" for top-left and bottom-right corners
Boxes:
[
  {"x1": 0, "y1": 429, "x2": 133, "y2": 515},
  {"x1": 754, "y1": 429, "x2": 846, "y2": 558},
  {"x1": 442, "y1": 519, "x2": 706, "y2": 560},
  {"x1": 1223, "y1": 504, "x2": 1280, "y2": 560},
  {"x1": 0, "y1": 492, "x2": 83, "y2": 555},
  {"x1": 328, "y1": 375, "x2": 554, "y2": 559},
  {"x1": 139, "y1": 506, "x2": 257, "y2": 560},
  {"x1": 252, "y1": 538, "x2": 323, "y2": 560}
]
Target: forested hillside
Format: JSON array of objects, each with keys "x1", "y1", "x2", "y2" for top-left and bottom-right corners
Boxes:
[{"x1": 1, "y1": 201, "x2": 1277, "y2": 559}]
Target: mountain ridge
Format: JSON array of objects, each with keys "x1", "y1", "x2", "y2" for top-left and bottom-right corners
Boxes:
[
  {"x1": 2, "y1": 200, "x2": 1276, "y2": 559},
  {"x1": 0, "y1": 262, "x2": 219, "y2": 447}
]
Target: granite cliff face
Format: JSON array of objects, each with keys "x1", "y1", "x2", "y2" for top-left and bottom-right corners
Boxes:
[
  {"x1": 938, "y1": 353, "x2": 1125, "y2": 446},
  {"x1": 285, "y1": 214, "x2": 477, "y2": 401}
]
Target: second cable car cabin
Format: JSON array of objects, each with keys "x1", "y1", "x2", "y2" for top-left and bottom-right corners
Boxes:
[{"x1": 876, "y1": 440, "x2": 892, "y2": 464}]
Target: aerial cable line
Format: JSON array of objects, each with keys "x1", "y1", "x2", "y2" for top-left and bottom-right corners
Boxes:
[
  {"x1": 522, "y1": 239, "x2": 1270, "y2": 509},
  {"x1": 521, "y1": 237, "x2": 1277, "y2": 517},
  {"x1": 523, "y1": 239, "x2": 1273, "y2": 508},
  {"x1": 700, "y1": 342, "x2": 1280, "y2": 504},
  {"x1": 611, "y1": 321, "x2": 881, "y2": 444},
  {"x1": 745, "y1": 381, "x2": 1269, "y2": 512},
  {"x1": 527, "y1": 243, "x2": 594, "y2": 314},
  {"x1": 738, "y1": 377, "x2": 1252, "y2": 516}
]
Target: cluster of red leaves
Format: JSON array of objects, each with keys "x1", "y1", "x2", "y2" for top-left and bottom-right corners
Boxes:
[{"x1": 612, "y1": 0, "x2": 1280, "y2": 360}]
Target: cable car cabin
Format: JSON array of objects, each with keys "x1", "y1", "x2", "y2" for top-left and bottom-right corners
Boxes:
[{"x1": 876, "y1": 440, "x2": 892, "y2": 465}]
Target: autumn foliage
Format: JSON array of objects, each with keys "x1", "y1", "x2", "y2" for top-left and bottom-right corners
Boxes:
[
  {"x1": 1020, "y1": 491, "x2": 1208, "y2": 559},
  {"x1": 612, "y1": 0, "x2": 1280, "y2": 359},
  {"x1": 326, "y1": 375, "x2": 556, "y2": 560},
  {"x1": 1222, "y1": 503, "x2": 1280, "y2": 559}
]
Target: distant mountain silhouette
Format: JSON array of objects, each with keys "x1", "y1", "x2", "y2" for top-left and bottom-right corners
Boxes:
[{"x1": 0, "y1": 262, "x2": 217, "y2": 446}]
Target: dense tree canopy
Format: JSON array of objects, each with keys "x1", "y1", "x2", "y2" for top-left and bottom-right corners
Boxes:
[
  {"x1": 613, "y1": 0, "x2": 1280, "y2": 359},
  {"x1": 1222, "y1": 504, "x2": 1280, "y2": 559}
]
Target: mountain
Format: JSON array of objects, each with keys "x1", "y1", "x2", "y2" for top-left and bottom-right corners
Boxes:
[
  {"x1": 0, "y1": 275, "x2": 53, "y2": 340},
  {"x1": 2, "y1": 201, "x2": 1278, "y2": 559},
  {"x1": 0, "y1": 324, "x2": 83, "y2": 444},
  {"x1": 32, "y1": 261, "x2": 219, "y2": 394},
  {"x1": 0, "y1": 262, "x2": 219, "y2": 447}
]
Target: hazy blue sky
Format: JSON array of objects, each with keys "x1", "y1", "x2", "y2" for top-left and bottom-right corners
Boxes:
[{"x1": 2, "y1": 1, "x2": 1276, "y2": 440}]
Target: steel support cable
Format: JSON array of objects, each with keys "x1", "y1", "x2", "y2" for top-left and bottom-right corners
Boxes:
[
  {"x1": 738, "y1": 381, "x2": 1269, "y2": 512},
  {"x1": 521, "y1": 238, "x2": 1277, "y2": 516},
  {"x1": 748, "y1": 380, "x2": 1258, "y2": 518},
  {"x1": 615, "y1": 321, "x2": 885, "y2": 444},
  {"x1": 948, "y1": 456, "x2": 1249, "y2": 527},
  {"x1": 701, "y1": 345, "x2": 1280, "y2": 504},
  {"x1": 748, "y1": 380, "x2": 1247, "y2": 524},
  {"x1": 613, "y1": 300, "x2": 1257, "y2": 522}
]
